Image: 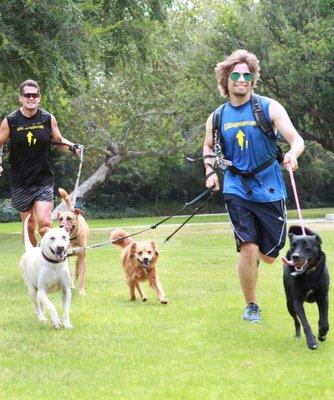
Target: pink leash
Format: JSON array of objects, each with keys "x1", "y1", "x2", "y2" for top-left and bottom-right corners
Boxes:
[{"x1": 287, "y1": 162, "x2": 306, "y2": 235}]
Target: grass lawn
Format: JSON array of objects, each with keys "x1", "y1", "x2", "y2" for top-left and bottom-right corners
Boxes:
[{"x1": 0, "y1": 216, "x2": 333, "y2": 399}]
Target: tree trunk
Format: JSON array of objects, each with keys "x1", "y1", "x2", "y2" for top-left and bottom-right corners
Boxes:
[
  {"x1": 52, "y1": 153, "x2": 124, "y2": 218},
  {"x1": 51, "y1": 138, "x2": 186, "y2": 219}
]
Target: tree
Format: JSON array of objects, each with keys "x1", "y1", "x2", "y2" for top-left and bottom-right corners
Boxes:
[
  {"x1": 0, "y1": 0, "x2": 172, "y2": 104},
  {"x1": 210, "y1": 0, "x2": 334, "y2": 151},
  {"x1": 0, "y1": 0, "x2": 176, "y2": 207},
  {"x1": 0, "y1": 0, "x2": 88, "y2": 97}
]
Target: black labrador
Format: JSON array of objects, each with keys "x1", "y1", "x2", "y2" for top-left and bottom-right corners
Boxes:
[{"x1": 282, "y1": 225, "x2": 330, "y2": 350}]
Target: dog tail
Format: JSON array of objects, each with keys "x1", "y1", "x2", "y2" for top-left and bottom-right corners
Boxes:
[
  {"x1": 110, "y1": 229, "x2": 133, "y2": 249},
  {"x1": 59, "y1": 187, "x2": 75, "y2": 211},
  {"x1": 23, "y1": 214, "x2": 35, "y2": 252}
]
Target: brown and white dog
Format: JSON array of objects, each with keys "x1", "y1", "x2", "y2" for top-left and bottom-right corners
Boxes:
[
  {"x1": 110, "y1": 229, "x2": 168, "y2": 304},
  {"x1": 57, "y1": 188, "x2": 89, "y2": 295}
]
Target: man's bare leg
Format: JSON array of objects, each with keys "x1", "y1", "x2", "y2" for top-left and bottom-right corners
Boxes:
[
  {"x1": 237, "y1": 243, "x2": 260, "y2": 305},
  {"x1": 34, "y1": 201, "x2": 53, "y2": 236}
]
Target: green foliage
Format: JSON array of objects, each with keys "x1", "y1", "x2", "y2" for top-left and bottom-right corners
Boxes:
[
  {"x1": 0, "y1": 0, "x2": 88, "y2": 97},
  {"x1": 209, "y1": 0, "x2": 334, "y2": 151},
  {"x1": 285, "y1": 142, "x2": 334, "y2": 208},
  {"x1": 0, "y1": 0, "x2": 172, "y2": 108},
  {"x1": 0, "y1": 198, "x2": 18, "y2": 222}
]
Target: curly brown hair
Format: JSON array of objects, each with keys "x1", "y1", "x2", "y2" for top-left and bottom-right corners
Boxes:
[{"x1": 215, "y1": 50, "x2": 260, "y2": 98}]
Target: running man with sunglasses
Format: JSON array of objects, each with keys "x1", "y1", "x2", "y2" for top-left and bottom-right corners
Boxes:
[
  {"x1": 203, "y1": 50, "x2": 304, "y2": 322},
  {"x1": 0, "y1": 79, "x2": 83, "y2": 246}
]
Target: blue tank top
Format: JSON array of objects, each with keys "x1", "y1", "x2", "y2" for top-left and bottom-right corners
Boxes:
[{"x1": 220, "y1": 95, "x2": 287, "y2": 202}]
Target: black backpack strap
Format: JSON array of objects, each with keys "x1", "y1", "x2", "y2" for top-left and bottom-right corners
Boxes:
[
  {"x1": 229, "y1": 157, "x2": 277, "y2": 195},
  {"x1": 251, "y1": 94, "x2": 276, "y2": 140},
  {"x1": 251, "y1": 94, "x2": 283, "y2": 164},
  {"x1": 212, "y1": 103, "x2": 225, "y2": 148}
]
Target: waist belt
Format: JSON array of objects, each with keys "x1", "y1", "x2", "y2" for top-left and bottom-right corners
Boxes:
[{"x1": 228, "y1": 157, "x2": 276, "y2": 196}]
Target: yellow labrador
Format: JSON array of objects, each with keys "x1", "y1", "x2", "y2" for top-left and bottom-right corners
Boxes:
[{"x1": 57, "y1": 188, "x2": 89, "y2": 295}]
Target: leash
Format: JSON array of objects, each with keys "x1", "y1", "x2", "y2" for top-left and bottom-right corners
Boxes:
[
  {"x1": 163, "y1": 189, "x2": 214, "y2": 243},
  {"x1": 68, "y1": 228, "x2": 151, "y2": 255},
  {"x1": 52, "y1": 141, "x2": 84, "y2": 208},
  {"x1": 287, "y1": 162, "x2": 306, "y2": 235},
  {"x1": 71, "y1": 147, "x2": 84, "y2": 207},
  {"x1": 67, "y1": 187, "x2": 213, "y2": 255}
]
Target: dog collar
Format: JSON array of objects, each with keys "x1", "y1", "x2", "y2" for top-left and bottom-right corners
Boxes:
[
  {"x1": 42, "y1": 251, "x2": 66, "y2": 264},
  {"x1": 292, "y1": 263, "x2": 318, "y2": 277},
  {"x1": 306, "y1": 266, "x2": 317, "y2": 274}
]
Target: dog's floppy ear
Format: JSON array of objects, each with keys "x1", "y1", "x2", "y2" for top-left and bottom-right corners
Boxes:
[
  {"x1": 39, "y1": 227, "x2": 50, "y2": 235},
  {"x1": 130, "y1": 242, "x2": 136, "y2": 257},
  {"x1": 150, "y1": 240, "x2": 159, "y2": 255},
  {"x1": 310, "y1": 234, "x2": 322, "y2": 246},
  {"x1": 74, "y1": 208, "x2": 86, "y2": 216},
  {"x1": 288, "y1": 233, "x2": 296, "y2": 242}
]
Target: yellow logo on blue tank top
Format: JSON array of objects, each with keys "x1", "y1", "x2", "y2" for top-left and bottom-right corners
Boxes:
[
  {"x1": 224, "y1": 120, "x2": 256, "y2": 130},
  {"x1": 236, "y1": 129, "x2": 248, "y2": 150}
]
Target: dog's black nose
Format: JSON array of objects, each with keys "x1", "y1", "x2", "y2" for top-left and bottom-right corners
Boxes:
[
  {"x1": 292, "y1": 254, "x2": 301, "y2": 261},
  {"x1": 56, "y1": 246, "x2": 65, "y2": 253}
]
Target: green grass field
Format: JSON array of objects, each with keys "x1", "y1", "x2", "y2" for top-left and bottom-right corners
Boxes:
[{"x1": 0, "y1": 216, "x2": 333, "y2": 399}]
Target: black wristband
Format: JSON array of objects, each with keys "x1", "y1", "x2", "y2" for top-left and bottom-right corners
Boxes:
[
  {"x1": 205, "y1": 170, "x2": 216, "y2": 181},
  {"x1": 0, "y1": 162, "x2": 2, "y2": 167},
  {"x1": 69, "y1": 144, "x2": 80, "y2": 154},
  {"x1": 204, "y1": 163, "x2": 214, "y2": 170}
]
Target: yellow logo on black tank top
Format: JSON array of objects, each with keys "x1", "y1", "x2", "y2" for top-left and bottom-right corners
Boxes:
[
  {"x1": 17, "y1": 124, "x2": 43, "y2": 145},
  {"x1": 26, "y1": 131, "x2": 37, "y2": 146}
]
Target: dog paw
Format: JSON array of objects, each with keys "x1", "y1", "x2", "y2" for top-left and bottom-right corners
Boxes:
[
  {"x1": 53, "y1": 318, "x2": 62, "y2": 330},
  {"x1": 318, "y1": 335, "x2": 326, "y2": 342},
  {"x1": 142, "y1": 297, "x2": 148, "y2": 302},
  {"x1": 79, "y1": 288, "x2": 86, "y2": 296},
  {"x1": 160, "y1": 298, "x2": 168, "y2": 304},
  {"x1": 63, "y1": 321, "x2": 73, "y2": 329}
]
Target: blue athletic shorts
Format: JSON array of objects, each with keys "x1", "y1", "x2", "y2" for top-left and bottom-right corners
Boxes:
[
  {"x1": 11, "y1": 185, "x2": 54, "y2": 212},
  {"x1": 224, "y1": 193, "x2": 287, "y2": 258}
]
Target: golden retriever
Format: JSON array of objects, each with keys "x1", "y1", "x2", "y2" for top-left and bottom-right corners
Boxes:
[
  {"x1": 57, "y1": 188, "x2": 89, "y2": 295},
  {"x1": 110, "y1": 229, "x2": 168, "y2": 304}
]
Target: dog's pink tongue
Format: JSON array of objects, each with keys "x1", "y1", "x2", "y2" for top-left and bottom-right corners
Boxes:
[{"x1": 282, "y1": 256, "x2": 294, "y2": 266}]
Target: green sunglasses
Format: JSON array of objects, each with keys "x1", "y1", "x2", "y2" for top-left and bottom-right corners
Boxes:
[{"x1": 229, "y1": 72, "x2": 254, "y2": 82}]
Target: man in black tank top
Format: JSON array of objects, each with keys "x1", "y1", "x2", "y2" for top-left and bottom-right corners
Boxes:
[{"x1": 0, "y1": 79, "x2": 83, "y2": 246}]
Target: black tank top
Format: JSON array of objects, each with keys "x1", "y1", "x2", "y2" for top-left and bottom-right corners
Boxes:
[{"x1": 7, "y1": 108, "x2": 54, "y2": 187}]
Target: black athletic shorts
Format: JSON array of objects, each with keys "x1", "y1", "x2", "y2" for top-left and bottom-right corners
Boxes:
[
  {"x1": 11, "y1": 185, "x2": 54, "y2": 212},
  {"x1": 224, "y1": 193, "x2": 287, "y2": 258}
]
